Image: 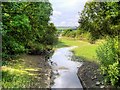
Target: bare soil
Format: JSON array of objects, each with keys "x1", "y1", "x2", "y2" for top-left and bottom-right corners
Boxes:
[{"x1": 19, "y1": 54, "x2": 52, "y2": 88}]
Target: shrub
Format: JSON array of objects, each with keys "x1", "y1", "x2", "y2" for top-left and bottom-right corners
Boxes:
[
  {"x1": 96, "y1": 37, "x2": 120, "y2": 86},
  {"x1": 62, "y1": 29, "x2": 72, "y2": 36}
]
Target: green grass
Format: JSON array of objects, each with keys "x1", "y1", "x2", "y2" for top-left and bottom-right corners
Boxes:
[
  {"x1": 2, "y1": 59, "x2": 36, "y2": 88},
  {"x1": 2, "y1": 55, "x2": 48, "y2": 88},
  {"x1": 2, "y1": 66, "x2": 33, "y2": 88},
  {"x1": 55, "y1": 37, "x2": 104, "y2": 62}
]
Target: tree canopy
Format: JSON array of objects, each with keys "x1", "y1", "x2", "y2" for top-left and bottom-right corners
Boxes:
[
  {"x1": 78, "y1": 2, "x2": 120, "y2": 40},
  {"x1": 2, "y1": 1, "x2": 57, "y2": 59}
]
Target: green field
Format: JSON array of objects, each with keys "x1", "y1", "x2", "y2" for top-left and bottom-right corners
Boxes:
[{"x1": 55, "y1": 37, "x2": 104, "y2": 62}]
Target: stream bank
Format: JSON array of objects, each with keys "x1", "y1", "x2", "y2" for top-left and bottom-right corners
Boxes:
[
  {"x1": 19, "y1": 55, "x2": 52, "y2": 88},
  {"x1": 77, "y1": 58, "x2": 117, "y2": 89},
  {"x1": 2, "y1": 54, "x2": 52, "y2": 88},
  {"x1": 77, "y1": 60, "x2": 104, "y2": 88},
  {"x1": 71, "y1": 54, "x2": 105, "y2": 88}
]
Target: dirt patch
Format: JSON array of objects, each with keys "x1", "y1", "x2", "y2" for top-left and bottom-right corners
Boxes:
[{"x1": 17, "y1": 55, "x2": 52, "y2": 88}]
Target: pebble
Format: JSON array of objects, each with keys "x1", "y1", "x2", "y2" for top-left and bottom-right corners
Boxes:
[
  {"x1": 45, "y1": 74, "x2": 48, "y2": 76},
  {"x1": 100, "y1": 85, "x2": 105, "y2": 88},
  {"x1": 101, "y1": 81, "x2": 104, "y2": 85},
  {"x1": 91, "y1": 75, "x2": 97, "y2": 80},
  {"x1": 96, "y1": 81, "x2": 100, "y2": 86},
  {"x1": 93, "y1": 75, "x2": 97, "y2": 79}
]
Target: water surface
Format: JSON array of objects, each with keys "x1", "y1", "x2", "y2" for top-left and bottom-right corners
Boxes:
[{"x1": 50, "y1": 46, "x2": 83, "y2": 88}]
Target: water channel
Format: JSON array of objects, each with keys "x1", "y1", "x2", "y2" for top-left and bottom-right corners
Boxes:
[{"x1": 50, "y1": 46, "x2": 83, "y2": 88}]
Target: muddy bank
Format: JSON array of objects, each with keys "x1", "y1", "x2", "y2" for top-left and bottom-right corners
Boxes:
[
  {"x1": 77, "y1": 61, "x2": 104, "y2": 88},
  {"x1": 77, "y1": 60, "x2": 117, "y2": 89},
  {"x1": 77, "y1": 59, "x2": 106, "y2": 89},
  {"x1": 19, "y1": 55, "x2": 52, "y2": 88},
  {"x1": 71, "y1": 55, "x2": 104, "y2": 88}
]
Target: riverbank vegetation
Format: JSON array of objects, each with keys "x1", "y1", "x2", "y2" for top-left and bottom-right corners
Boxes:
[
  {"x1": 1, "y1": 0, "x2": 120, "y2": 88},
  {"x1": 2, "y1": 1, "x2": 57, "y2": 88},
  {"x1": 79, "y1": 2, "x2": 119, "y2": 87},
  {"x1": 2, "y1": 2, "x2": 57, "y2": 60},
  {"x1": 2, "y1": 55, "x2": 51, "y2": 88},
  {"x1": 59, "y1": 1, "x2": 120, "y2": 87},
  {"x1": 56, "y1": 37, "x2": 103, "y2": 62}
]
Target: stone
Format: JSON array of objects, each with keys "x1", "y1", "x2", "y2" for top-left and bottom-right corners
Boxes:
[
  {"x1": 96, "y1": 81, "x2": 100, "y2": 86},
  {"x1": 91, "y1": 75, "x2": 97, "y2": 80},
  {"x1": 45, "y1": 74, "x2": 48, "y2": 76},
  {"x1": 101, "y1": 81, "x2": 104, "y2": 85},
  {"x1": 100, "y1": 85, "x2": 105, "y2": 88},
  {"x1": 94, "y1": 75, "x2": 97, "y2": 79}
]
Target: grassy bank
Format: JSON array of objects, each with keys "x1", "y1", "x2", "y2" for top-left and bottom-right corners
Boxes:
[
  {"x1": 2, "y1": 55, "x2": 51, "y2": 88},
  {"x1": 55, "y1": 37, "x2": 104, "y2": 62}
]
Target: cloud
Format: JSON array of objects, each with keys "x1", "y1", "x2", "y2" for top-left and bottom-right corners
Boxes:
[
  {"x1": 49, "y1": 0, "x2": 88, "y2": 26},
  {"x1": 61, "y1": 0, "x2": 78, "y2": 7},
  {"x1": 51, "y1": 17, "x2": 56, "y2": 20},
  {"x1": 58, "y1": 20, "x2": 79, "y2": 26},
  {"x1": 51, "y1": 0, "x2": 88, "y2": 8},
  {"x1": 75, "y1": 15, "x2": 79, "y2": 19},
  {"x1": 53, "y1": 11, "x2": 62, "y2": 16},
  {"x1": 60, "y1": 21, "x2": 66, "y2": 26}
]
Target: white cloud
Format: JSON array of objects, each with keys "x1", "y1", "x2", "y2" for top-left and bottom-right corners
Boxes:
[
  {"x1": 60, "y1": 21, "x2": 66, "y2": 26},
  {"x1": 51, "y1": 0, "x2": 88, "y2": 8},
  {"x1": 49, "y1": 0, "x2": 88, "y2": 26},
  {"x1": 51, "y1": 17, "x2": 56, "y2": 20},
  {"x1": 53, "y1": 11, "x2": 62, "y2": 16},
  {"x1": 75, "y1": 15, "x2": 79, "y2": 19},
  {"x1": 62, "y1": 0, "x2": 78, "y2": 7},
  {"x1": 58, "y1": 20, "x2": 79, "y2": 26}
]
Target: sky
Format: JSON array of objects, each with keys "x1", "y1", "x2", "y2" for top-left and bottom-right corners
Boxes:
[{"x1": 49, "y1": 0, "x2": 88, "y2": 27}]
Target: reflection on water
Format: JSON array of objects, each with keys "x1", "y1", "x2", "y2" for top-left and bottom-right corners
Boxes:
[{"x1": 50, "y1": 46, "x2": 83, "y2": 88}]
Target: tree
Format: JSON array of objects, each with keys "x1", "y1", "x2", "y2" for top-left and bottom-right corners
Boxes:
[
  {"x1": 78, "y1": 2, "x2": 120, "y2": 41},
  {"x1": 2, "y1": 1, "x2": 57, "y2": 59},
  {"x1": 78, "y1": 1, "x2": 120, "y2": 86}
]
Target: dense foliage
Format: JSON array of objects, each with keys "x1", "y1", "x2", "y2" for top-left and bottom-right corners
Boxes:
[
  {"x1": 78, "y1": 1, "x2": 120, "y2": 87},
  {"x1": 78, "y1": 2, "x2": 120, "y2": 41},
  {"x1": 62, "y1": 29, "x2": 76, "y2": 38},
  {"x1": 62, "y1": 29, "x2": 90, "y2": 42},
  {"x1": 2, "y1": 2, "x2": 57, "y2": 60},
  {"x1": 96, "y1": 37, "x2": 119, "y2": 86},
  {"x1": 2, "y1": 1, "x2": 58, "y2": 88}
]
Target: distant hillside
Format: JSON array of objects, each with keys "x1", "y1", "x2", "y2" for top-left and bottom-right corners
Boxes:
[{"x1": 56, "y1": 26, "x2": 78, "y2": 30}]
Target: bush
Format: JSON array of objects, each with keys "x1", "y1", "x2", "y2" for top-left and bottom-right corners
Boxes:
[
  {"x1": 76, "y1": 32, "x2": 91, "y2": 41},
  {"x1": 96, "y1": 37, "x2": 120, "y2": 86},
  {"x1": 62, "y1": 29, "x2": 77, "y2": 38},
  {"x1": 62, "y1": 29, "x2": 72, "y2": 36}
]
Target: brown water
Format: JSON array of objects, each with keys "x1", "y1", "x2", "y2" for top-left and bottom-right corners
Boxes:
[{"x1": 50, "y1": 46, "x2": 83, "y2": 88}]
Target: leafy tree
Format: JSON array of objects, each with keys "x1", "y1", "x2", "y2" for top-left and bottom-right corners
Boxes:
[
  {"x1": 2, "y1": 1, "x2": 57, "y2": 59},
  {"x1": 78, "y1": 2, "x2": 120, "y2": 41},
  {"x1": 78, "y1": 1, "x2": 120, "y2": 86}
]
